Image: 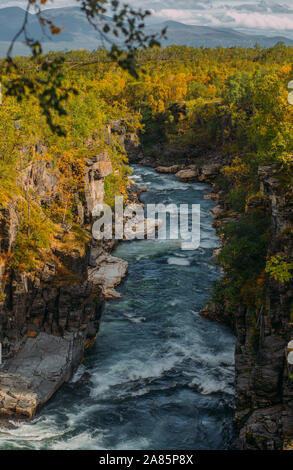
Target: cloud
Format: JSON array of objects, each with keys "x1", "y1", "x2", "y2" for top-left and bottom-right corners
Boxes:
[
  {"x1": 152, "y1": 9, "x2": 203, "y2": 23},
  {"x1": 233, "y1": 1, "x2": 293, "y2": 13},
  {"x1": 226, "y1": 11, "x2": 293, "y2": 29},
  {"x1": 146, "y1": 1, "x2": 293, "y2": 32},
  {"x1": 1, "y1": 0, "x2": 293, "y2": 33}
]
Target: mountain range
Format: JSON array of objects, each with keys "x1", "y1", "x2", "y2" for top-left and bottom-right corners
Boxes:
[{"x1": 1, "y1": 5, "x2": 293, "y2": 57}]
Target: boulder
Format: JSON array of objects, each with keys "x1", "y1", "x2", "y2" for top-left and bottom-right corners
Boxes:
[
  {"x1": 175, "y1": 168, "x2": 198, "y2": 182},
  {"x1": 211, "y1": 205, "x2": 223, "y2": 217},
  {"x1": 198, "y1": 163, "x2": 222, "y2": 182},
  {"x1": 89, "y1": 254, "x2": 128, "y2": 300},
  {"x1": 0, "y1": 373, "x2": 38, "y2": 419},
  {"x1": 155, "y1": 165, "x2": 180, "y2": 174}
]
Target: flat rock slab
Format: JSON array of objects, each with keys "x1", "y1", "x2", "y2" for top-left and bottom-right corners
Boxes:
[
  {"x1": 89, "y1": 254, "x2": 128, "y2": 299},
  {"x1": 0, "y1": 332, "x2": 82, "y2": 419}
]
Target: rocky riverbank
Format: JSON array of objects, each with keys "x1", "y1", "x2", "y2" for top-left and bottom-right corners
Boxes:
[{"x1": 0, "y1": 121, "x2": 141, "y2": 419}]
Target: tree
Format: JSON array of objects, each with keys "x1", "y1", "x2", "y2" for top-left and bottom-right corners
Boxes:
[{"x1": 2, "y1": 0, "x2": 166, "y2": 135}]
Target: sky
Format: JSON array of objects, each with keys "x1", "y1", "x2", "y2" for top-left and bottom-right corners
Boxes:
[{"x1": 1, "y1": 0, "x2": 293, "y2": 37}]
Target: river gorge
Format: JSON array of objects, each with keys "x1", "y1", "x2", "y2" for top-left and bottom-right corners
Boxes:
[{"x1": 0, "y1": 165, "x2": 236, "y2": 450}]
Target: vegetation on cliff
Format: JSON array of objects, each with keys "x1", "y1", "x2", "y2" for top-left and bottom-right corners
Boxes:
[
  {"x1": 0, "y1": 49, "x2": 142, "y2": 278},
  {"x1": 0, "y1": 41, "x2": 292, "y2": 448},
  {"x1": 126, "y1": 44, "x2": 293, "y2": 320},
  {"x1": 0, "y1": 45, "x2": 293, "y2": 301}
]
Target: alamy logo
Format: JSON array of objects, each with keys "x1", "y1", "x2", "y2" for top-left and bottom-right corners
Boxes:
[{"x1": 92, "y1": 197, "x2": 200, "y2": 251}]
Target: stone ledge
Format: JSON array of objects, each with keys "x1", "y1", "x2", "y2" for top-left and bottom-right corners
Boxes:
[{"x1": 0, "y1": 332, "x2": 85, "y2": 419}]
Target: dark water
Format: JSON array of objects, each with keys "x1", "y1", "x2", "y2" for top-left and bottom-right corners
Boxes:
[{"x1": 0, "y1": 165, "x2": 235, "y2": 450}]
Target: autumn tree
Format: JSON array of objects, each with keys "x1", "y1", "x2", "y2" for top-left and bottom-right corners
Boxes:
[{"x1": 2, "y1": 0, "x2": 166, "y2": 135}]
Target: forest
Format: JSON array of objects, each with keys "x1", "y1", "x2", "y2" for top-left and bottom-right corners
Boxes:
[{"x1": 0, "y1": 44, "x2": 293, "y2": 315}]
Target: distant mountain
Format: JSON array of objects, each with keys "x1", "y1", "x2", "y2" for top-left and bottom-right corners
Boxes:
[
  {"x1": 0, "y1": 6, "x2": 293, "y2": 57},
  {"x1": 152, "y1": 20, "x2": 293, "y2": 48}
]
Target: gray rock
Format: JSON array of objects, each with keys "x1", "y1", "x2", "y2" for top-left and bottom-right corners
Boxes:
[
  {"x1": 89, "y1": 254, "x2": 128, "y2": 300},
  {"x1": 89, "y1": 255, "x2": 97, "y2": 268},
  {"x1": 0, "y1": 332, "x2": 85, "y2": 418}
]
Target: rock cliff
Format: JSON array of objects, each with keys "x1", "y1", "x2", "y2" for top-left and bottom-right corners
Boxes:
[
  {"x1": 0, "y1": 122, "x2": 135, "y2": 418},
  {"x1": 234, "y1": 166, "x2": 293, "y2": 450}
]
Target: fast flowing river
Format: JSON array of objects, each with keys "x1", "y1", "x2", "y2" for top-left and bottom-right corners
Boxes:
[{"x1": 0, "y1": 165, "x2": 236, "y2": 450}]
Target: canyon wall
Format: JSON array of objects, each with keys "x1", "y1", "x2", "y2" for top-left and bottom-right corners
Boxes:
[
  {"x1": 130, "y1": 144, "x2": 293, "y2": 450},
  {"x1": 234, "y1": 166, "x2": 293, "y2": 450},
  {"x1": 0, "y1": 122, "x2": 137, "y2": 418}
]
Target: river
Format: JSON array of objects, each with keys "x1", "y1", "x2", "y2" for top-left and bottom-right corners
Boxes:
[{"x1": 0, "y1": 165, "x2": 236, "y2": 450}]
